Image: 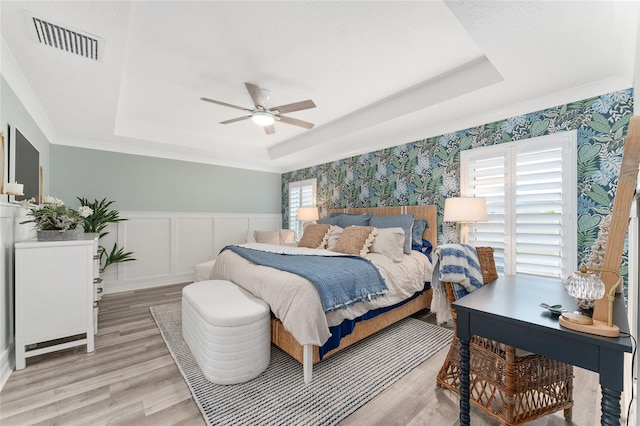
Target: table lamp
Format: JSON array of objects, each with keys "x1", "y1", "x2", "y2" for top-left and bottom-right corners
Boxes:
[
  {"x1": 296, "y1": 206, "x2": 319, "y2": 229},
  {"x1": 443, "y1": 197, "x2": 487, "y2": 244},
  {"x1": 559, "y1": 265, "x2": 621, "y2": 337}
]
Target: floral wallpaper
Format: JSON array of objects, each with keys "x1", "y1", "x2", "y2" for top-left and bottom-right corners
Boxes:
[{"x1": 282, "y1": 89, "x2": 634, "y2": 280}]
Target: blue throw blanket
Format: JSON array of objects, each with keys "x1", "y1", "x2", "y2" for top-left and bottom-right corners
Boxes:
[
  {"x1": 430, "y1": 244, "x2": 484, "y2": 324},
  {"x1": 221, "y1": 245, "x2": 388, "y2": 312}
]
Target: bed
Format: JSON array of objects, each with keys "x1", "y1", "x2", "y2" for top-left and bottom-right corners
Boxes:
[{"x1": 211, "y1": 205, "x2": 438, "y2": 382}]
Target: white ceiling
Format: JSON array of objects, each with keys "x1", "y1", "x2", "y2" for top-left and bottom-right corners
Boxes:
[{"x1": 1, "y1": 1, "x2": 638, "y2": 173}]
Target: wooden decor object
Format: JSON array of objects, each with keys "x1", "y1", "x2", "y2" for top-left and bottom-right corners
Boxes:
[
  {"x1": 593, "y1": 115, "x2": 640, "y2": 323},
  {"x1": 38, "y1": 166, "x2": 43, "y2": 204}
]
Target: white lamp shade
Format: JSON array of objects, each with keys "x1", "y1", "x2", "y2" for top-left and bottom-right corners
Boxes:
[
  {"x1": 297, "y1": 206, "x2": 319, "y2": 221},
  {"x1": 444, "y1": 197, "x2": 488, "y2": 222}
]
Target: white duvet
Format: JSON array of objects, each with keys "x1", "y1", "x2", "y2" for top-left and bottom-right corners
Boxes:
[{"x1": 210, "y1": 243, "x2": 433, "y2": 347}]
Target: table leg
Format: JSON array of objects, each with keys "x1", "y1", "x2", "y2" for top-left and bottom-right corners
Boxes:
[
  {"x1": 459, "y1": 336, "x2": 471, "y2": 426},
  {"x1": 600, "y1": 386, "x2": 621, "y2": 425}
]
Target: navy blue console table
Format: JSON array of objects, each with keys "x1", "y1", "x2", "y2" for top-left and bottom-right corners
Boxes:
[{"x1": 453, "y1": 274, "x2": 632, "y2": 425}]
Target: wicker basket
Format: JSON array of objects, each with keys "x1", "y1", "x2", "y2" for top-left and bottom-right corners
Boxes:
[
  {"x1": 475, "y1": 247, "x2": 498, "y2": 284},
  {"x1": 436, "y1": 247, "x2": 574, "y2": 426}
]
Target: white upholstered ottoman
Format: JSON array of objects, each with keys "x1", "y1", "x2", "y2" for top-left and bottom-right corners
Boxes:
[{"x1": 182, "y1": 280, "x2": 271, "y2": 384}]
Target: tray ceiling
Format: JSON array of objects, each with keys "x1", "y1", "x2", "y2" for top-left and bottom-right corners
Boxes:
[{"x1": 1, "y1": 1, "x2": 638, "y2": 172}]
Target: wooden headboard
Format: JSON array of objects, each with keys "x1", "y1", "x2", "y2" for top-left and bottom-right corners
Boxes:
[{"x1": 327, "y1": 205, "x2": 438, "y2": 248}]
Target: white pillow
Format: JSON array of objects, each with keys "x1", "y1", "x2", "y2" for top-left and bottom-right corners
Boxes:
[
  {"x1": 369, "y1": 227, "x2": 405, "y2": 262},
  {"x1": 326, "y1": 225, "x2": 343, "y2": 250},
  {"x1": 246, "y1": 230, "x2": 257, "y2": 243},
  {"x1": 279, "y1": 229, "x2": 296, "y2": 245},
  {"x1": 254, "y1": 230, "x2": 281, "y2": 245}
]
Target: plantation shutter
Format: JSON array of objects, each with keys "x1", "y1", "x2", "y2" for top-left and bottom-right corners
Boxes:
[
  {"x1": 464, "y1": 153, "x2": 507, "y2": 273},
  {"x1": 462, "y1": 131, "x2": 576, "y2": 279},
  {"x1": 514, "y1": 146, "x2": 564, "y2": 277},
  {"x1": 288, "y1": 179, "x2": 316, "y2": 238}
]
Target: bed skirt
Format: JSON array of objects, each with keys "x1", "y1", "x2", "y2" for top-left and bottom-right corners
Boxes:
[{"x1": 271, "y1": 288, "x2": 433, "y2": 364}]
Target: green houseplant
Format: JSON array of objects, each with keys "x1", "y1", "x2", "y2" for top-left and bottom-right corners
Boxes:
[
  {"x1": 78, "y1": 197, "x2": 135, "y2": 272},
  {"x1": 20, "y1": 197, "x2": 93, "y2": 241}
]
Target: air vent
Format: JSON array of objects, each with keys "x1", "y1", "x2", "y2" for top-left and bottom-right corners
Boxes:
[{"x1": 29, "y1": 14, "x2": 103, "y2": 61}]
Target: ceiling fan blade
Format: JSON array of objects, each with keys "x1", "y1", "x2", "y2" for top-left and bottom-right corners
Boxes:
[
  {"x1": 201, "y1": 97, "x2": 252, "y2": 112},
  {"x1": 271, "y1": 100, "x2": 316, "y2": 114},
  {"x1": 220, "y1": 115, "x2": 251, "y2": 124},
  {"x1": 245, "y1": 82, "x2": 267, "y2": 109},
  {"x1": 278, "y1": 115, "x2": 315, "y2": 129},
  {"x1": 264, "y1": 124, "x2": 275, "y2": 135}
]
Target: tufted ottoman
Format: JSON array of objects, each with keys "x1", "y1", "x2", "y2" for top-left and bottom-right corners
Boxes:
[{"x1": 182, "y1": 280, "x2": 271, "y2": 384}]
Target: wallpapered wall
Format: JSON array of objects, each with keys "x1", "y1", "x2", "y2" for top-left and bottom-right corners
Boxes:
[{"x1": 282, "y1": 89, "x2": 634, "y2": 275}]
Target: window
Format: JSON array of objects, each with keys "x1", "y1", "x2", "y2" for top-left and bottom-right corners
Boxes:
[
  {"x1": 461, "y1": 131, "x2": 577, "y2": 279},
  {"x1": 288, "y1": 178, "x2": 316, "y2": 239}
]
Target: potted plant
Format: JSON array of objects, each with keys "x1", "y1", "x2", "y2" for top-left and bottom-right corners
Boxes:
[
  {"x1": 20, "y1": 197, "x2": 93, "y2": 241},
  {"x1": 77, "y1": 197, "x2": 135, "y2": 272}
]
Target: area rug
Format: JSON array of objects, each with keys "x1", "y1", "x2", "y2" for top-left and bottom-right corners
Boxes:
[{"x1": 150, "y1": 302, "x2": 453, "y2": 426}]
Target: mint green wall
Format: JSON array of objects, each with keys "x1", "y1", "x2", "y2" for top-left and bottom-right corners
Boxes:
[
  {"x1": 1, "y1": 76, "x2": 51, "y2": 198},
  {"x1": 1, "y1": 75, "x2": 53, "y2": 381},
  {"x1": 50, "y1": 145, "x2": 281, "y2": 213},
  {"x1": 283, "y1": 89, "x2": 634, "y2": 278}
]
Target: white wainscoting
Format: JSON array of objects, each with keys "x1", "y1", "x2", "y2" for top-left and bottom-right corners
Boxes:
[
  {"x1": 0, "y1": 202, "x2": 32, "y2": 390},
  {"x1": 100, "y1": 211, "x2": 282, "y2": 294}
]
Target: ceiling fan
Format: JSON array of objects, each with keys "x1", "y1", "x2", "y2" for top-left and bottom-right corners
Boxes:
[{"x1": 200, "y1": 82, "x2": 316, "y2": 135}]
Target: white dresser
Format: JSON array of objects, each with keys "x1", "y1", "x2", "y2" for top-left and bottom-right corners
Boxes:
[{"x1": 14, "y1": 233, "x2": 99, "y2": 370}]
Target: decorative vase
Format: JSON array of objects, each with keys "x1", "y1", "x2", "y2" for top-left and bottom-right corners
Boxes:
[{"x1": 37, "y1": 229, "x2": 81, "y2": 241}]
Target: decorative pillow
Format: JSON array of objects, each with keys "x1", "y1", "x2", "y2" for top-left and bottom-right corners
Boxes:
[
  {"x1": 318, "y1": 215, "x2": 339, "y2": 225},
  {"x1": 369, "y1": 227, "x2": 405, "y2": 262},
  {"x1": 279, "y1": 229, "x2": 296, "y2": 245},
  {"x1": 369, "y1": 214, "x2": 414, "y2": 254},
  {"x1": 411, "y1": 219, "x2": 428, "y2": 247},
  {"x1": 336, "y1": 213, "x2": 371, "y2": 228},
  {"x1": 254, "y1": 230, "x2": 281, "y2": 245},
  {"x1": 331, "y1": 226, "x2": 377, "y2": 256},
  {"x1": 297, "y1": 224, "x2": 331, "y2": 249},
  {"x1": 326, "y1": 225, "x2": 344, "y2": 250}
]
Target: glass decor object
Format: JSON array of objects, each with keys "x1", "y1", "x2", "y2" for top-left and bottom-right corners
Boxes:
[
  {"x1": 559, "y1": 265, "x2": 622, "y2": 337},
  {"x1": 565, "y1": 265, "x2": 605, "y2": 301}
]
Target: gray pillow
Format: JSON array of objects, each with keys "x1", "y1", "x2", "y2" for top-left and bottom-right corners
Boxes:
[
  {"x1": 412, "y1": 219, "x2": 428, "y2": 246},
  {"x1": 336, "y1": 213, "x2": 371, "y2": 228},
  {"x1": 318, "y1": 216, "x2": 339, "y2": 225},
  {"x1": 370, "y1": 214, "x2": 414, "y2": 254}
]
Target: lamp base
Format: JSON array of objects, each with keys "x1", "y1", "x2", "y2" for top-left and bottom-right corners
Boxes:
[{"x1": 559, "y1": 313, "x2": 620, "y2": 337}]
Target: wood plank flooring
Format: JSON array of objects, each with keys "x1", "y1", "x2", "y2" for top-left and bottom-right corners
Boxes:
[{"x1": 1, "y1": 282, "x2": 602, "y2": 425}]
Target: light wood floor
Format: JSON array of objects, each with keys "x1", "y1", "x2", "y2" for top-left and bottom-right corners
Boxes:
[{"x1": 0, "y1": 282, "x2": 602, "y2": 425}]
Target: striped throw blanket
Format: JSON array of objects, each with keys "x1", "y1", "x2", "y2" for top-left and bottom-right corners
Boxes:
[{"x1": 430, "y1": 244, "x2": 484, "y2": 325}]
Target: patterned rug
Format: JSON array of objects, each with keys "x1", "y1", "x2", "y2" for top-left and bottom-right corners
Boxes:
[{"x1": 150, "y1": 302, "x2": 453, "y2": 426}]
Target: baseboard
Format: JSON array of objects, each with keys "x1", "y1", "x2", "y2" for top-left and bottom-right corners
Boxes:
[
  {"x1": 103, "y1": 275, "x2": 193, "y2": 294},
  {"x1": 0, "y1": 345, "x2": 14, "y2": 392}
]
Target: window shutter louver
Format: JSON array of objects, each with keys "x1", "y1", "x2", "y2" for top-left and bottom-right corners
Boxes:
[
  {"x1": 462, "y1": 132, "x2": 576, "y2": 280},
  {"x1": 466, "y1": 154, "x2": 507, "y2": 272},
  {"x1": 288, "y1": 179, "x2": 317, "y2": 239},
  {"x1": 514, "y1": 147, "x2": 564, "y2": 277}
]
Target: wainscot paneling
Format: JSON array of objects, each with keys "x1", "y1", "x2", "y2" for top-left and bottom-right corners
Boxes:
[
  {"x1": 101, "y1": 212, "x2": 282, "y2": 294},
  {"x1": 0, "y1": 202, "x2": 32, "y2": 391}
]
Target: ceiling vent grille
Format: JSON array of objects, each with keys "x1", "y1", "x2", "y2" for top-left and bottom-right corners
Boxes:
[{"x1": 30, "y1": 15, "x2": 103, "y2": 61}]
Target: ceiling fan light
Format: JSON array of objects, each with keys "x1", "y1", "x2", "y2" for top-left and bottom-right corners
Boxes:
[{"x1": 251, "y1": 111, "x2": 275, "y2": 126}]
